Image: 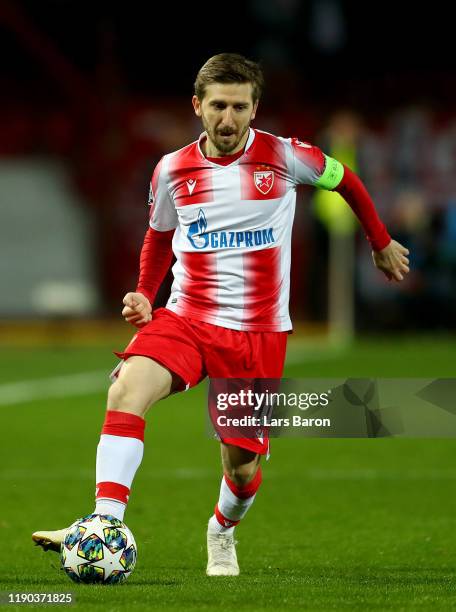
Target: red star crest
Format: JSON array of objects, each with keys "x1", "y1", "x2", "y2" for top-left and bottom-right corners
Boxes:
[{"x1": 253, "y1": 169, "x2": 274, "y2": 195}]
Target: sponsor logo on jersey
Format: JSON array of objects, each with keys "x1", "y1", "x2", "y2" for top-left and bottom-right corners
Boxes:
[
  {"x1": 187, "y1": 209, "x2": 208, "y2": 248},
  {"x1": 187, "y1": 208, "x2": 276, "y2": 250},
  {"x1": 254, "y1": 169, "x2": 274, "y2": 195},
  {"x1": 186, "y1": 178, "x2": 197, "y2": 195}
]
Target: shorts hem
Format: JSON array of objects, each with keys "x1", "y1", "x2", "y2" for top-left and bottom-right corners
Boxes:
[
  {"x1": 220, "y1": 436, "x2": 269, "y2": 456},
  {"x1": 114, "y1": 350, "x2": 195, "y2": 390}
]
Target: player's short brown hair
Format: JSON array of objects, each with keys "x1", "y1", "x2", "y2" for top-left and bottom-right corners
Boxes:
[{"x1": 194, "y1": 53, "x2": 264, "y2": 103}]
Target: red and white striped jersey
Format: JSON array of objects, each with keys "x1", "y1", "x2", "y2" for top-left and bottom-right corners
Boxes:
[{"x1": 148, "y1": 128, "x2": 343, "y2": 332}]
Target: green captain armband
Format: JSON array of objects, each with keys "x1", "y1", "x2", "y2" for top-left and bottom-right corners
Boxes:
[{"x1": 315, "y1": 154, "x2": 344, "y2": 190}]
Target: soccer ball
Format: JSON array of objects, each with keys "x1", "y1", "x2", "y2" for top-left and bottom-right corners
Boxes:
[{"x1": 60, "y1": 514, "x2": 137, "y2": 584}]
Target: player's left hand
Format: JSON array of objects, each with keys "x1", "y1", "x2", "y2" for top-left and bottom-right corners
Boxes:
[{"x1": 372, "y1": 239, "x2": 410, "y2": 282}]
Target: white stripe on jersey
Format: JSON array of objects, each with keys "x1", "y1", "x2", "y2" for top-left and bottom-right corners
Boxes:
[{"x1": 211, "y1": 164, "x2": 244, "y2": 327}]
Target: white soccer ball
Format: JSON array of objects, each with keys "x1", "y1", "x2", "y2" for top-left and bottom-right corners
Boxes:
[{"x1": 60, "y1": 514, "x2": 137, "y2": 584}]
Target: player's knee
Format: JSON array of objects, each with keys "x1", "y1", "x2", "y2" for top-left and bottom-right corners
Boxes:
[
  {"x1": 107, "y1": 379, "x2": 147, "y2": 415},
  {"x1": 226, "y1": 464, "x2": 258, "y2": 487},
  {"x1": 107, "y1": 379, "x2": 130, "y2": 410}
]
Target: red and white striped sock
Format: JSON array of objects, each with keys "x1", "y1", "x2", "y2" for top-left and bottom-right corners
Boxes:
[
  {"x1": 94, "y1": 410, "x2": 145, "y2": 521},
  {"x1": 208, "y1": 468, "x2": 262, "y2": 535}
]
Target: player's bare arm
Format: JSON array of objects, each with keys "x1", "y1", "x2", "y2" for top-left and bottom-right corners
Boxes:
[{"x1": 372, "y1": 239, "x2": 410, "y2": 282}]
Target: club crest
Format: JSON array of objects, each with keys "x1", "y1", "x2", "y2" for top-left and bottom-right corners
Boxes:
[{"x1": 254, "y1": 170, "x2": 274, "y2": 195}]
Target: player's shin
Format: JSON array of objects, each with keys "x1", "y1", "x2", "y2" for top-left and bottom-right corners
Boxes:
[
  {"x1": 94, "y1": 410, "x2": 145, "y2": 520},
  {"x1": 208, "y1": 468, "x2": 262, "y2": 534}
]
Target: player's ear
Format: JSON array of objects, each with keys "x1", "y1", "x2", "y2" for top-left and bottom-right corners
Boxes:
[
  {"x1": 251, "y1": 100, "x2": 259, "y2": 121},
  {"x1": 192, "y1": 95, "x2": 202, "y2": 117}
]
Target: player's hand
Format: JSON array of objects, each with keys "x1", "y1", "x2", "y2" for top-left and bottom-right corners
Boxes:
[
  {"x1": 121, "y1": 292, "x2": 152, "y2": 327},
  {"x1": 372, "y1": 239, "x2": 410, "y2": 282}
]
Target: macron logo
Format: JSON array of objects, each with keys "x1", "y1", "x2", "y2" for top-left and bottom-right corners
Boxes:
[{"x1": 186, "y1": 179, "x2": 197, "y2": 195}]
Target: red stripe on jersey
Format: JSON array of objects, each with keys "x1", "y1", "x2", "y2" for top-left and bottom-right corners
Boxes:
[
  {"x1": 101, "y1": 410, "x2": 146, "y2": 442},
  {"x1": 242, "y1": 247, "x2": 281, "y2": 328},
  {"x1": 168, "y1": 143, "x2": 214, "y2": 207},
  {"x1": 239, "y1": 131, "x2": 288, "y2": 200},
  {"x1": 179, "y1": 251, "x2": 218, "y2": 318},
  {"x1": 95, "y1": 481, "x2": 130, "y2": 504}
]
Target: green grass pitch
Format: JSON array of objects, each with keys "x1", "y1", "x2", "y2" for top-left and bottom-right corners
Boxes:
[{"x1": 1, "y1": 335, "x2": 456, "y2": 610}]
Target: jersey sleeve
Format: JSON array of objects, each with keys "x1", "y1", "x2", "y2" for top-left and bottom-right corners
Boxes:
[
  {"x1": 148, "y1": 155, "x2": 178, "y2": 231},
  {"x1": 136, "y1": 227, "x2": 174, "y2": 304},
  {"x1": 284, "y1": 137, "x2": 345, "y2": 190}
]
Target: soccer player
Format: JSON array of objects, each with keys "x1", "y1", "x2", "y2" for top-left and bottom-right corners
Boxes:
[{"x1": 32, "y1": 53, "x2": 410, "y2": 576}]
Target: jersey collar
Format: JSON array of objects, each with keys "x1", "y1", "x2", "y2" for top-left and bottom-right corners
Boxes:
[{"x1": 197, "y1": 128, "x2": 256, "y2": 166}]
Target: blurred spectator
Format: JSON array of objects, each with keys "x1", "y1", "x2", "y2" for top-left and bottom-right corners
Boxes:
[{"x1": 356, "y1": 189, "x2": 456, "y2": 331}]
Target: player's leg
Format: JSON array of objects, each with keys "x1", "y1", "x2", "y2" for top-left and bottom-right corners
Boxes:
[
  {"x1": 32, "y1": 356, "x2": 174, "y2": 551},
  {"x1": 94, "y1": 355, "x2": 176, "y2": 520},
  {"x1": 212, "y1": 443, "x2": 262, "y2": 531},
  {"x1": 32, "y1": 308, "x2": 205, "y2": 552},
  {"x1": 203, "y1": 324, "x2": 287, "y2": 575},
  {"x1": 206, "y1": 443, "x2": 262, "y2": 575}
]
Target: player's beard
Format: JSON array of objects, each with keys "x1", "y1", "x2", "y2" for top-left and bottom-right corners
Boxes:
[{"x1": 202, "y1": 116, "x2": 250, "y2": 155}]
